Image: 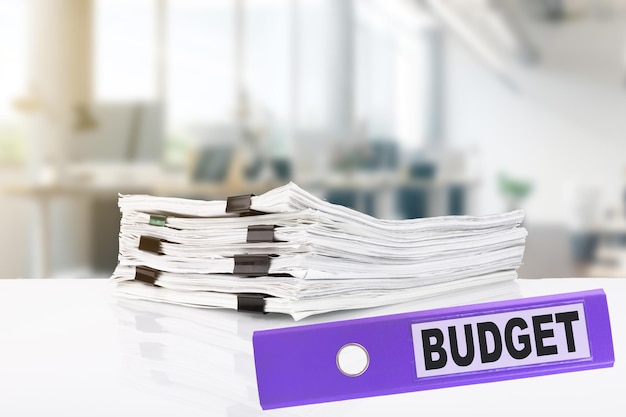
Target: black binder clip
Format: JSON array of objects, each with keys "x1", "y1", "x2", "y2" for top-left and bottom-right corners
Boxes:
[
  {"x1": 226, "y1": 194, "x2": 263, "y2": 216},
  {"x1": 233, "y1": 254, "x2": 271, "y2": 277},
  {"x1": 149, "y1": 214, "x2": 167, "y2": 227},
  {"x1": 247, "y1": 225, "x2": 276, "y2": 243},
  {"x1": 138, "y1": 236, "x2": 163, "y2": 255},
  {"x1": 237, "y1": 293, "x2": 266, "y2": 313},
  {"x1": 135, "y1": 266, "x2": 160, "y2": 286}
]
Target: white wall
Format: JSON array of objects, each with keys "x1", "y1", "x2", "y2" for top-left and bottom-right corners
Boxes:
[{"x1": 444, "y1": 15, "x2": 626, "y2": 226}]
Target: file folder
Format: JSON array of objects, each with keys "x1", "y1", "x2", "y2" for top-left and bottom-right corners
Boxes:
[{"x1": 253, "y1": 289, "x2": 614, "y2": 409}]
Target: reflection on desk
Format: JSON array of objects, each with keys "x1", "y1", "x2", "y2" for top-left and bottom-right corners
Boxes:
[
  {"x1": 0, "y1": 278, "x2": 624, "y2": 416},
  {"x1": 115, "y1": 299, "x2": 270, "y2": 416}
]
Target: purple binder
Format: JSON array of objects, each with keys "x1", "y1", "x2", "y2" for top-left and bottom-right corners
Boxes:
[{"x1": 253, "y1": 289, "x2": 614, "y2": 409}]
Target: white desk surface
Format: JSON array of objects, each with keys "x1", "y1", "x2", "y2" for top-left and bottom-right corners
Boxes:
[{"x1": 0, "y1": 278, "x2": 623, "y2": 416}]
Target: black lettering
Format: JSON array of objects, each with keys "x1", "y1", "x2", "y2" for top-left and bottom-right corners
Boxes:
[
  {"x1": 477, "y1": 322, "x2": 502, "y2": 363},
  {"x1": 449, "y1": 324, "x2": 475, "y2": 367},
  {"x1": 422, "y1": 328, "x2": 447, "y2": 370},
  {"x1": 555, "y1": 311, "x2": 580, "y2": 353},
  {"x1": 504, "y1": 317, "x2": 532, "y2": 359},
  {"x1": 533, "y1": 314, "x2": 558, "y2": 356}
]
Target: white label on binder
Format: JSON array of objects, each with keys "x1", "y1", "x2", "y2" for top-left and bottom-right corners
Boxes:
[{"x1": 411, "y1": 303, "x2": 590, "y2": 377}]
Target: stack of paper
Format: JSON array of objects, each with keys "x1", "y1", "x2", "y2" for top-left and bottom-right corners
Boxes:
[{"x1": 111, "y1": 182, "x2": 527, "y2": 319}]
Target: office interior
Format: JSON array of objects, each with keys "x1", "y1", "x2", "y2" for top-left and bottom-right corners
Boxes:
[{"x1": 0, "y1": 0, "x2": 625, "y2": 280}]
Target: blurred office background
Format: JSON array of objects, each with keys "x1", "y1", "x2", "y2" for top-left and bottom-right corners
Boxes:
[{"x1": 1, "y1": 0, "x2": 626, "y2": 279}]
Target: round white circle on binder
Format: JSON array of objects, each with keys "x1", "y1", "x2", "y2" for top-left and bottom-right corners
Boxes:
[{"x1": 336, "y1": 343, "x2": 369, "y2": 377}]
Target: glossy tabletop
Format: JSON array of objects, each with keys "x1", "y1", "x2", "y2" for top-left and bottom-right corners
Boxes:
[{"x1": 0, "y1": 278, "x2": 624, "y2": 416}]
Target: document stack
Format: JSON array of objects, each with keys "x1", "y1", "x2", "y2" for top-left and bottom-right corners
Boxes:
[{"x1": 111, "y1": 182, "x2": 527, "y2": 320}]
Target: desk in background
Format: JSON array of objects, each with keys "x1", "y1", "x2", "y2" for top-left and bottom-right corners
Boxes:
[{"x1": 0, "y1": 163, "x2": 477, "y2": 278}]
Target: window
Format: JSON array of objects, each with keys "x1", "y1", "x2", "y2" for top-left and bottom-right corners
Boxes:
[
  {"x1": 92, "y1": 0, "x2": 433, "y2": 169},
  {"x1": 243, "y1": 0, "x2": 291, "y2": 157},
  {"x1": 167, "y1": 0, "x2": 235, "y2": 127},
  {"x1": 354, "y1": 0, "x2": 431, "y2": 149},
  {"x1": 94, "y1": 0, "x2": 157, "y2": 101},
  {"x1": 0, "y1": 0, "x2": 29, "y2": 165}
]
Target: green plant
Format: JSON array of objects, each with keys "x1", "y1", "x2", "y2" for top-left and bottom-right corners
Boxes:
[{"x1": 498, "y1": 172, "x2": 532, "y2": 211}]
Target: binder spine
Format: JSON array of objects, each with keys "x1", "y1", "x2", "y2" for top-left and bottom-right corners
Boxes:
[{"x1": 253, "y1": 289, "x2": 615, "y2": 409}]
